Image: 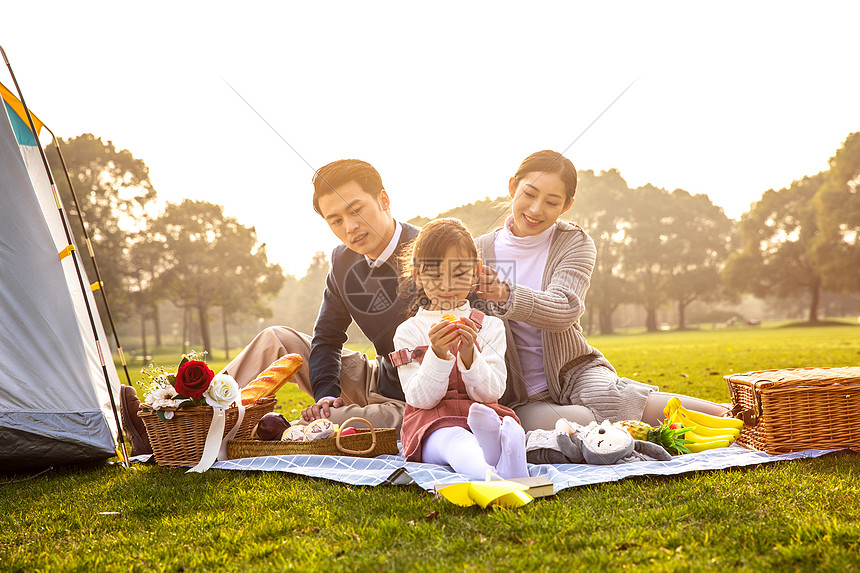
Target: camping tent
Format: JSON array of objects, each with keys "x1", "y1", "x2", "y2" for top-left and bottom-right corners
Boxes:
[{"x1": 1, "y1": 81, "x2": 122, "y2": 471}]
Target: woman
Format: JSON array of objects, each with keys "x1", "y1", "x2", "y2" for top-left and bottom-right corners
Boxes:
[{"x1": 474, "y1": 150, "x2": 728, "y2": 430}]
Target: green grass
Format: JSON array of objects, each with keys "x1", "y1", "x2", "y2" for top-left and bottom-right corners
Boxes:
[{"x1": 3, "y1": 326, "x2": 860, "y2": 572}]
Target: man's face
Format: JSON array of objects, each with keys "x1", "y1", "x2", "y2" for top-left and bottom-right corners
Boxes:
[{"x1": 317, "y1": 181, "x2": 393, "y2": 258}]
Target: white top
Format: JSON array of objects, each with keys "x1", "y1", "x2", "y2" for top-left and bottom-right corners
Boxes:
[
  {"x1": 366, "y1": 220, "x2": 403, "y2": 268},
  {"x1": 493, "y1": 215, "x2": 554, "y2": 395},
  {"x1": 392, "y1": 301, "x2": 508, "y2": 410}
]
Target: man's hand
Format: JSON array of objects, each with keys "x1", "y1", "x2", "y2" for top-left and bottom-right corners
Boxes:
[
  {"x1": 475, "y1": 265, "x2": 511, "y2": 304},
  {"x1": 301, "y1": 396, "x2": 344, "y2": 422}
]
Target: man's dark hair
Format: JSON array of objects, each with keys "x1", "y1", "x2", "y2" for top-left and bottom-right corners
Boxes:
[{"x1": 312, "y1": 159, "x2": 385, "y2": 216}]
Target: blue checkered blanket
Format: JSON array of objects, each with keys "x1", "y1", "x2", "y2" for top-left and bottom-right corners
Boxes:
[{"x1": 181, "y1": 445, "x2": 843, "y2": 493}]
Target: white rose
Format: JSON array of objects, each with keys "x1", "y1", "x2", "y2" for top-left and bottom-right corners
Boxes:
[
  {"x1": 204, "y1": 374, "x2": 240, "y2": 409},
  {"x1": 146, "y1": 387, "x2": 188, "y2": 410}
]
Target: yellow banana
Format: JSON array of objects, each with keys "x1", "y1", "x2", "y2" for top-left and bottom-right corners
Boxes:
[
  {"x1": 686, "y1": 430, "x2": 736, "y2": 445},
  {"x1": 682, "y1": 407, "x2": 744, "y2": 431},
  {"x1": 664, "y1": 396, "x2": 744, "y2": 431},
  {"x1": 674, "y1": 413, "x2": 740, "y2": 438},
  {"x1": 686, "y1": 438, "x2": 732, "y2": 453}
]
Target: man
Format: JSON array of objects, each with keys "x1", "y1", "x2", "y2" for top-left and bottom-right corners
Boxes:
[
  {"x1": 119, "y1": 159, "x2": 417, "y2": 454},
  {"x1": 217, "y1": 158, "x2": 417, "y2": 430}
]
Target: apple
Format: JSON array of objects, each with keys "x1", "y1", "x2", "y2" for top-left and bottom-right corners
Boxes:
[{"x1": 252, "y1": 412, "x2": 291, "y2": 441}]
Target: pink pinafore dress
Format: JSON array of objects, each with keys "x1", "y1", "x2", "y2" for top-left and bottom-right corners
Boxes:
[{"x1": 390, "y1": 310, "x2": 520, "y2": 462}]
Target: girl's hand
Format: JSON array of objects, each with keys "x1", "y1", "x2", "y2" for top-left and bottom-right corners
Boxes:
[
  {"x1": 475, "y1": 265, "x2": 511, "y2": 304},
  {"x1": 455, "y1": 317, "x2": 479, "y2": 369},
  {"x1": 428, "y1": 320, "x2": 460, "y2": 360}
]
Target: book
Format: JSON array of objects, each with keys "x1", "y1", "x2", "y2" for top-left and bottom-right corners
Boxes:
[{"x1": 507, "y1": 476, "x2": 555, "y2": 498}]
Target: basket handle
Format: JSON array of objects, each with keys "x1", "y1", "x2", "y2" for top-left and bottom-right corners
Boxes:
[
  {"x1": 336, "y1": 417, "x2": 377, "y2": 455},
  {"x1": 725, "y1": 378, "x2": 761, "y2": 428}
]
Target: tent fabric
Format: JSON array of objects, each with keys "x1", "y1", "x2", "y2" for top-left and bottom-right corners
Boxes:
[
  {"x1": 0, "y1": 81, "x2": 44, "y2": 140},
  {"x1": 0, "y1": 87, "x2": 118, "y2": 470}
]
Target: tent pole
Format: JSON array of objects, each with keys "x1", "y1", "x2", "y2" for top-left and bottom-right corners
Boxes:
[
  {"x1": 49, "y1": 134, "x2": 135, "y2": 388},
  {"x1": 1, "y1": 45, "x2": 131, "y2": 469}
]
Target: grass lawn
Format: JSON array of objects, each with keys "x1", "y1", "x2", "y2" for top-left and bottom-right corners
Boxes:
[{"x1": 2, "y1": 325, "x2": 860, "y2": 571}]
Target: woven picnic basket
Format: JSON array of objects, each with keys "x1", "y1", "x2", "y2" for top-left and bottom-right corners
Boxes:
[
  {"x1": 724, "y1": 367, "x2": 860, "y2": 454},
  {"x1": 139, "y1": 397, "x2": 277, "y2": 467},
  {"x1": 227, "y1": 416, "x2": 399, "y2": 459}
]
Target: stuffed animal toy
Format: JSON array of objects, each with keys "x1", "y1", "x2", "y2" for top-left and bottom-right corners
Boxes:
[{"x1": 525, "y1": 419, "x2": 672, "y2": 465}]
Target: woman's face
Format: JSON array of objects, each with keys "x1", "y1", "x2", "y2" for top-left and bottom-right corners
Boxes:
[
  {"x1": 508, "y1": 171, "x2": 572, "y2": 237},
  {"x1": 415, "y1": 245, "x2": 477, "y2": 311}
]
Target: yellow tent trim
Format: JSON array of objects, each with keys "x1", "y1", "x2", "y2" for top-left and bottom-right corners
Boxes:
[
  {"x1": 0, "y1": 80, "x2": 45, "y2": 135},
  {"x1": 59, "y1": 245, "x2": 75, "y2": 260}
]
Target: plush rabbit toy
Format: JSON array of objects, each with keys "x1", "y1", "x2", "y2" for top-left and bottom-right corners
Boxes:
[{"x1": 525, "y1": 419, "x2": 672, "y2": 465}]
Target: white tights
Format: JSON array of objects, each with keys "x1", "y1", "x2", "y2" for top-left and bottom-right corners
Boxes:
[{"x1": 420, "y1": 404, "x2": 529, "y2": 480}]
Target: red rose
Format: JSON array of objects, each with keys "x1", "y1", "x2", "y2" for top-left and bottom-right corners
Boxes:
[{"x1": 175, "y1": 360, "x2": 215, "y2": 400}]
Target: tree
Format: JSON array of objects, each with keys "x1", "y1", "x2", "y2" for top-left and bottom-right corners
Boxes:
[
  {"x1": 290, "y1": 252, "x2": 331, "y2": 335},
  {"x1": 724, "y1": 173, "x2": 827, "y2": 321},
  {"x1": 215, "y1": 241, "x2": 285, "y2": 359},
  {"x1": 569, "y1": 169, "x2": 635, "y2": 334},
  {"x1": 47, "y1": 134, "x2": 158, "y2": 323},
  {"x1": 622, "y1": 185, "x2": 678, "y2": 332},
  {"x1": 662, "y1": 190, "x2": 735, "y2": 329},
  {"x1": 151, "y1": 200, "x2": 284, "y2": 355},
  {"x1": 125, "y1": 233, "x2": 170, "y2": 358},
  {"x1": 815, "y1": 132, "x2": 860, "y2": 294},
  {"x1": 408, "y1": 196, "x2": 510, "y2": 237}
]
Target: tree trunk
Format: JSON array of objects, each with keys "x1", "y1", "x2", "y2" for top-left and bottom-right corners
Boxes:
[
  {"x1": 645, "y1": 307, "x2": 658, "y2": 332},
  {"x1": 599, "y1": 307, "x2": 615, "y2": 335},
  {"x1": 152, "y1": 302, "x2": 162, "y2": 347},
  {"x1": 678, "y1": 299, "x2": 687, "y2": 330},
  {"x1": 198, "y1": 304, "x2": 212, "y2": 356},
  {"x1": 222, "y1": 307, "x2": 230, "y2": 361},
  {"x1": 808, "y1": 277, "x2": 821, "y2": 322},
  {"x1": 181, "y1": 306, "x2": 188, "y2": 354},
  {"x1": 140, "y1": 314, "x2": 148, "y2": 364}
]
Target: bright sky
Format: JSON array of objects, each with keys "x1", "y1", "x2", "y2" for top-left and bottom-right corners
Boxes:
[{"x1": 3, "y1": 2, "x2": 858, "y2": 277}]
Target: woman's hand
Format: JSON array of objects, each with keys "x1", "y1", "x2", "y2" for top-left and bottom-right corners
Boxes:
[
  {"x1": 475, "y1": 265, "x2": 511, "y2": 304},
  {"x1": 454, "y1": 317, "x2": 479, "y2": 369},
  {"x1": 428, "y1": 320, "x2": 460, "y2": 360}
]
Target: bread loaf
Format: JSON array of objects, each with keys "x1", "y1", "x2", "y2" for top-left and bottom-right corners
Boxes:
[{"x1": 240, "y1": 354, "x2": 303, "y2": 406}]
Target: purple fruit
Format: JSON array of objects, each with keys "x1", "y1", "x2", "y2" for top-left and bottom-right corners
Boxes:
[{"x1": 253, "y1": 412, "x2": 291, "y2": 440}]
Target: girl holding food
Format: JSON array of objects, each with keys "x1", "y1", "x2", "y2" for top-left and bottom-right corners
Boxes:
[{"x1": 390, "y1": 218, "x2": 528, "y2": 480}]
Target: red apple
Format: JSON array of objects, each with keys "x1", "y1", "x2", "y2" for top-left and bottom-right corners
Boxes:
[{"x1": 252, "y1": 412, "x2": 291, "y2": 440}]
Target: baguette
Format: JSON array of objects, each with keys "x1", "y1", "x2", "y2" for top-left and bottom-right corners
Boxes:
[{"x1": 240, "y1": 354, "x2": 303, "y2": 406}]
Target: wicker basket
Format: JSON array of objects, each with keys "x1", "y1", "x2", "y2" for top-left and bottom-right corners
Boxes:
[
  {"x1": 227, "y1": 417, "x2": 399, "y2": 459},
  {"x1": 139, "y1": 397, "x2": 277, "y2": 467},
  {"x1": 724, "y1": 367, "x2": 860, "y2": 454}
]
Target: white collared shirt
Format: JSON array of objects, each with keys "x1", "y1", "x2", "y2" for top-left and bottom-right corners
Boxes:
[{"x1": 366, "y1": 221, "x2": 403, "y2": 268}]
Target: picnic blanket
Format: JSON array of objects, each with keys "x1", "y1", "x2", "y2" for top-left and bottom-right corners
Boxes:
[{"x1": 184, "y1": 444, "x2": 846, "y2": 494}]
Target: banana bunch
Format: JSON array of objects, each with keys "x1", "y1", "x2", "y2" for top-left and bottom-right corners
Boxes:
[{"x1": 663, "y1": 397, "x2": 744, "y2": 453}]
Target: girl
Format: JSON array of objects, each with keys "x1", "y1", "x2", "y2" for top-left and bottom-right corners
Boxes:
[
  {"x1": 390, "y1": 218, "x2": 528, "y2": 480},
  {"x1": 474, "y1": 150, "x2": 730, "y2": 430}
]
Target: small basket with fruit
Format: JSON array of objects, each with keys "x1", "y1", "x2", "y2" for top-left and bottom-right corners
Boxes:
[{"x1": 227, "y1": 416, "x2": 399, "y2": 459}]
